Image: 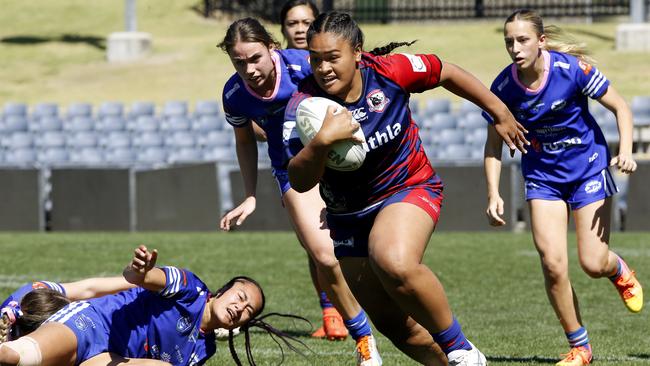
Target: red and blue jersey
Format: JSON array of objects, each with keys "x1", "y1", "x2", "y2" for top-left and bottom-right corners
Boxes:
[
  {"x1": 1, "y1": 281, "x2": 66, "y2": 309},
  {"x1": 284, "y1": 52, "x2": 443, "y2": 214},
  {"x1": 483, "y1": 50, "x2": 611, "y2": 183},
  {"x1": 52, "y1": 267, "x2": 215, "y2": 366},
  {"x1": 222, "y1": 49, "x2": 312, "y2": 169}
]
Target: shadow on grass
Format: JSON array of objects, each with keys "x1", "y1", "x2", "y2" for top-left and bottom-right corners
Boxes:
[
  {"x1": 1, "y1": 34, "x2": 105, "y2": 50},
  {"x1": 488, "y1": 355, "x2": 557, "y2": 364}
]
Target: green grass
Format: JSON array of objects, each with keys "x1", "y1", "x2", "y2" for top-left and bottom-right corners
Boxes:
[
  {"x1": 0, "y1": 1, "x2": 648, "y2": 108},
  {"x1": 1, "y1": 232, "x2": 649, "y2": 365}
]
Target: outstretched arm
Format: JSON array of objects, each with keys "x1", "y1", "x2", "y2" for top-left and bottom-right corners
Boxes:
[
  {"x1": 62, "y1": 277, "x2": 136, "y2": 301},
  {"x1": 597, "y1": 86, "x2": 637, "y2": 174},
  {"x1": 484, "y1": 124, "x2": 507, "y2": 226},
  {"x1": 439, "y1": 62, "x2": 529, "y2": 154},
  {"x1": 122, "y1": 245, "x2": 166, "y2": 292}
]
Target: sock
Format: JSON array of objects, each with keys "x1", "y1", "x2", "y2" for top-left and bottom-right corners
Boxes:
[
  {"x1": 566, "y1": 327, "x2": 590, "y2": 348},
  {"x1": 343, "y1": 310, "x2": 372, "y2": 340},
  {"x1": 431, "y1": 317, "x2": 472, "y2": 354},
  {"x1": 608, "y1": 255, "x2": 623, "y2": 281},
  {"x1": 319, "y1": 291, "x2": 333, "y2": 309}
]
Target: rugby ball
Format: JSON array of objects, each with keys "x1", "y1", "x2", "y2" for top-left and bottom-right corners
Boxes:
[{"x1": 295, "y1": 97, "x2": 366, "y2": 171}]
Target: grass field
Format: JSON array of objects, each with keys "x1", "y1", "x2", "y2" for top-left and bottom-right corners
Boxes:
[
  {"x1": 1, "y1": 0, "x2": 649, "y2": 108},
  {"x1": 1, "y1": 231, "x2": 649, "y2": 365}
]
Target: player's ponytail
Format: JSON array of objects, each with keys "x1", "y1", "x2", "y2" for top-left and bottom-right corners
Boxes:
[
  {"x1": 369, "y1": 40, "x2": 417, "y2": 56},
  {"x1": 505, "y1": 9, "x2": 595, "y2": 64},
  {"x1": 218, "y1": 17, "x2": 281, "y2": 54}
]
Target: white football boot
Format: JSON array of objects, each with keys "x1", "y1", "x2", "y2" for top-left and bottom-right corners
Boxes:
[{"x1": 447, "y1": 341, "x2": 487, "y2": 366}]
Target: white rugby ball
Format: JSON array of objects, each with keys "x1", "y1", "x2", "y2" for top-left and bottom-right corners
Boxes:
[{"x1": 295, "y1": 97, "x2": 366, "y2": 171}]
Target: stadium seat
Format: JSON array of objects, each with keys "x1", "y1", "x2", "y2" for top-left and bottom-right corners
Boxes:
[
  {"x1": 162, "y1": 116, "x2": 191, "y2": 131},
  {"x1": 193, "y1": 115, "x2": 225, "y2": 132},
  {"x1": 2, "y1": 102, "x2": 27, "y2": 118},
  {"x1": 98, "y1": 101, "x2": 124, "y2": 118},
  {"x1": 3, "y1": 115, "x2": 29, "y2": 132},
  {"x1": 168, "y1": 147, "x2": 203, "y2": 164},
  {"x1": 162, "y1": 100, "x2": 188, "y2": 117},
  {"x1": 203, "y1": 146, "x2": 234, "y2": 161},
  {"x1": 458, "y1": 112, "x2": 487, "y2": 130},
  {"x1": 631, "y1": 95, "x2": 650, "y2": 126},
  {"x1": 424, "y1": 98, "x2": 451, "y2": 115},
  {"x1": 137, "y1": 147, "x2": 168, "y2": 163},
  {"x1": 32, "y1": 102, "x2": 59, "y2": 119},
  {"x1": 35, "y1": 131, "x2": 66, "y2": 148},
  {"x1": 458, "y1": 100, "x2": 482, "y2": 115},
  {"x1": 465, "y1": 127, "x2": 488, "y2": 146},
  {"x1": 432, "y1": 113, "x2": 457, "y2": 129},
  {"x1": 105, "y1": 147, "x2": 136, "y2": 163},
  {"x1": 101, "y1": 131, "x2": 131, "y2": 148},
  {"x1": 67, "y1": 131, "x2": 99, "y2": 148},
  {"x1": 37, "y1": 147, "x2": 69, "y2": 165},
  {"x1": 436, "y1": 128, "x2": 465, "y2": 145},
  {"x1": 129, "y1": 115, "x2": 159, "y2": 131},
  {"x1": 5, "y1": 132, "x2": 34, "y2": 149},
  {"x1": 96, "y1": 116, "x2": 127, "y2": 131},
  {"x1": 133, "y1": 131, "x2": 164, "y2": 148},
  {"x1": 5, "y1": 148, "x2": 37, "y2": 165},
  {"x1": 194, "y1": 100, "x2": 221, "y2": 117},
  {"x1": 199, "y1": 130, "x2": 232, "y2": 147},
  {"x1": 64, "y1": 116, "x2": 95, "y2": 131},
  {"x1": 444, "y1": 143, "x2": 472, "y2": 159},
  {"x1": 66, "y1": 102, "x2": 93, "y2": 119},
  {"x1": 166, "y1": 131, "x2": 196, "y2": 148},
  {"x1": 31, "y1": 116, "x2": 63, "y2": 132},
  {"x1": 69, "y1": 147, "x2": 104, "y2": 164},
  {"x1": 128, "y1": 101, "x2": 155, "y2": 119}
]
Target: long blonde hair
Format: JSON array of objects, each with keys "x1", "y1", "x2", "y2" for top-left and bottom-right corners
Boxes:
[{"x1": 505, "y1": 9, "x2": 596, "y2": 64}]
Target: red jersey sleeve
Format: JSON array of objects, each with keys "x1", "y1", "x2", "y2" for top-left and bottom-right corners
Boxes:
[{"x1": 364, "y1": 52, "x2": 443, "y2": 93}]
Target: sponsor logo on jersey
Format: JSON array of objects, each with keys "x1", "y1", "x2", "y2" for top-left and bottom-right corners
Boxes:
[
  {"x1": 351, "y1": 107, "x2": 368, "y2": 122},
  {"x1": 585, "y1": 180, "x2": 602, "y2": 194},
  {"x1": 151, "y1": 344, "x2": 160, "y2": 358},
  {"x1": 175, "y1": 344, "x2": 184, "y2": 364},
  {"x1": 287, "y1": 63, "x2": 302, "y2": 71},
  {"x1": 366, "y1": 89, "x2": 390, "y2": 113},
  {"x1": 225, "y1": 83, "x2": 240, "y2": 99},
  {"x1": 578, "y1": 60, "x2": 593, "y2": 75},
  {"x1": 333, "y1": 238, "x2": 354, "y2": 248},
  {"x1": 588, "y1": 152, "x2": 599, "y2": 163},
  {"x1": 542, "y1": 137, "x2": 582, "y2": 153},
  {"x1": 74, "y1": 315, "x2": 88, "y2": 331},
  {"x1": 161, "y1": 352, "x2": 171, "y2": 363},
  {"x1": 188, "y1": 352, "x2": 201, "y2": 366},
  {"x1": 362, "y1": 122, "x2": 402, "y2": 151},
  {"x1": 553, "y1": 61, "x2": 570, "y2": 69},
  {"x1": 401, "y1": 53, "x2": 427, "y2": 73},
  {"x1": 525, "y1": 181, "x2": 540, "y2": 190},
  {"x1": 551, "y1": 99, "x2": 567, "y2": 111},
  {"x1": 176, "y1": 316, "x2": 193, "y2": 333}
]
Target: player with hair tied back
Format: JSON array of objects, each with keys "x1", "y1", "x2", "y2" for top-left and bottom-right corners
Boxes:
[
  {"x1": 217, "y1": 17, "x2": 381, "y2": 365},
  {"x1": 483, "y1": 9, "x2": 642, "y2": 366},
  {"x1": 284, "y1": 11, "x2": 529, "y2": 366},
  {"x1": 0, "y1": 245, "x2": 306, "y2": 366}
]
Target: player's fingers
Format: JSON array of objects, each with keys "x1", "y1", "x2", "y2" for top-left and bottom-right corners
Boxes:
[
  {"x1": 609, "y1": 157, "x2": 619, "y2": 167},
  {"x1": 149, "y1": 250, "x2": 158, "y2": 267}
]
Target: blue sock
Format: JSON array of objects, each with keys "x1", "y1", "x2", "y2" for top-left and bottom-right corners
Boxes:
[
  {"x1": 344, "y1": 310, "x2": 372, "y2": 340},
  {"x1": 608, "y1": 255, "x2": 623, "y2": 280},
  {"x1": 566, "y1": 327, "x2": 590, "y2": 348},
  {"x1": 431, "y1": 317, "x2": 472, "y2": 354},
  {"x1": 319, "y1": 291, "x2": 333, "y2": 309}
]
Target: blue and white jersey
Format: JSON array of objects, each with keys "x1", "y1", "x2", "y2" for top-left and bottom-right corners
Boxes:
[
  {"x1": 56, "y1": 267, "x2": 215, "y2": 366},
  {"x1": 484, "y1": 50, "x2": 611, "y2": 183},
  {"x1": 222, "y1": 49, "x2": 312, "y2": 169},
  {"x1": 284, "y1": 52, "x2": 443, "y2": 215},
  {"x1": 1, "y1": 281, "x2": 66, "y2": 309}
]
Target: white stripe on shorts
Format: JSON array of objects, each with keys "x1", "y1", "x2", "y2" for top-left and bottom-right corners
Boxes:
[
  {"x1": 46, "y1": 301, "x2": 89, "y2": 323},
  {"x1": 602, "y1": 168, "x2": 618, "y2": 196}
]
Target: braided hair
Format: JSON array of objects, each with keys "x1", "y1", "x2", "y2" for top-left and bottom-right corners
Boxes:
[
  {"x1": 307, "y1": 11, "x2": 416, "y2": 56},
  {"x1": 214, "y1": 276, "x2": 312, "y2": 365}
]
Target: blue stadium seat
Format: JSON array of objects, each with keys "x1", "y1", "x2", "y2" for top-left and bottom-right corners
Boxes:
[
  {"x1": 436, "y1": 128, "x2": 465, "y2": 145},
  {"x1": 162, "y1": 100, "x2": 188, "y2": 118},
  {"x1": 5, "y1": 148, "x2": 37, "y2": 165},
  {"x1": 38, "y1": 147, "x2": 69, "y2": 165},
  {"x1": 166, "y1": 131, "x2": 196, "y2": 148},
  {"x1": 631, "y1": 96, "x2": 650, "y2": 126},
  {"x1": 98, "y1": 101, "x2": 124, "y2": 118},
  {"x1": 5, "y1": 132, "x2": 34, "y2": 149},
  {"x1": 70, "y1": 147, "x2": 104, "y2": 164},
  {"x1": 66, "y1": 102, "x2": 93, "y2": 119},
  {"x1": 133, "y1": 131, "x2": 164, "y2": 148},
  {"x1": 96, "y1": 116, "x2": 127, "y2": 131},
  {"x1": 32, "y1": 103, "x2": 59, "y2": 119},
  {"x1": 162, "y1": 116, "x2": 191, "y2": 131},
  {"x1": 102, "y1": 131, "x2": 131, "y2": 148},
  {"x1": 193, "y1": 115, "x2": 225, "y2": 132},
  {"x1": 199, "y1": 130, "x2": 232, "y2": 147},
  {"x1": 458, "y1": 112, "x2": 486, "y2": 130},
  {"x1": 64, "y1": 116, "x2": 95, "y2": 131},
  {"x1": 128, "y1": 101, "x2": 155, "y2": 119},
  {"x1": 129, "y1": 115, "x2": 159, "y2": 131},
  {"x1": 2, "y1": 102, "x2": 27, "y2": 118},
  {"x1": 35, "y1": 131, "x2": 66, "y2": 148},
  {"x1": 424, "y1": 98, "x2": 451, "y2": 115},
  {"x1": 168, "y1": 147, "x2": 203, "y2": 164},
  {"x1": 458, "y1": 100, "x2": 482, "y2": 114},
  {"x1": 203, "y1": 146, "x2": 234, "y2": 161},
  {"x1": 3, "y1": 116, "x2": 29, "y2": 132},
  {"x1": 31, "y1": 116, "x2": 63, "y2": 132},
  {"x1": 466, "y1": 127, "x2": 488, "y2": 146},
  {"x1": 431, "y1": 113, "x2": 457, "y2": 129},
  {"x1": 67, "y1": 131, "x2": 99, "y2": 148},
  {"x1": 194, "y1": 100, "x2": 221, "y2": 117},
  {"x1": 105, "y1": 147, "x2": 136, "y2": 163},
  {"x1": 137, "y1": 147, "x2": 168, "y2": 163},
  {"x1": 444, "y1": 143, "x2": 472, "y2": 159}
]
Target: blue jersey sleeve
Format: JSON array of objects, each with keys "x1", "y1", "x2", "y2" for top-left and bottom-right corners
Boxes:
[
  {"x1": 159, "y1": 267, "x2": 207, "y2": 304},
  {"x1": 574, "y1": 58, "x2": 609, "y2": 99},
  {"x1": 282, "y1": 91, "x2": 312, "y2": 160},
  {"x1": 222, "y1": 76, "x2": 250, "y2": 128}
]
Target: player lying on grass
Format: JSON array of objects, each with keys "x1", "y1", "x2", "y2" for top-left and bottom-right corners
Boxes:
[{"x1": 0, "y1": 245, "x2": 307, "y2": 366}]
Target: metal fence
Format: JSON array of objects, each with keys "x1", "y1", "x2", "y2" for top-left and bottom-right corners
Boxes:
[{"x1": 203, "y1": 0, "x2": 648, "y2": 22}]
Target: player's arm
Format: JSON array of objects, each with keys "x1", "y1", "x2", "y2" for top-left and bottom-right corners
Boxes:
[
  {"x1": 220, "y1": 122, "x2": 258, "y2": 230},
  {"x1": 80, "y1": 352, "x2": 172, "y2": 366},
  {"x1": 438, "y1": 62, "x2": 529, "y2": 154},
  {"x1": 597, "y1": 85, "x2": 637, "y2": 174},
  {"x1": 288, "y1": 107, "x2": 360, "y2": 192},
  {"x1": 122, "y1": 245, "x2": 166, "y2": 292},
  {"x1": 62, "y1": 277, "x2": 136, "y2": 301},
  {"x1": 484, "y1": 124, "x2": 507, "y2": 226}
]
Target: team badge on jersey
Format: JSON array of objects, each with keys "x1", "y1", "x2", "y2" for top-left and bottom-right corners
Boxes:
[
  {"x1": 176, "y1": 316, "x2": 192, "y2": 333},
  {"x1": 578, "y1": 59, "x2": 592, "y2": 75},
  {"x1": 366, "y1": 89, "x2": 390, "y2": 112}
]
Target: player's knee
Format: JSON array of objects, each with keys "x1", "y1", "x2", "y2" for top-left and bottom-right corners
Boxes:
[
  {"x1": 539, "y1": 256, "x2": 568, "y2": 281},
  {"x1": 579, "y1": 257, "x2": 609, "y2": 278},
  {"x1": 0, "y1": 337, "x2": 42, "y2": 366},
  {"x1": 310, "y1": 249, "x2": 339, "y2": 270},
  {"x1": 369, "y1": 255, "x2": 417, "y2": 287}
]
